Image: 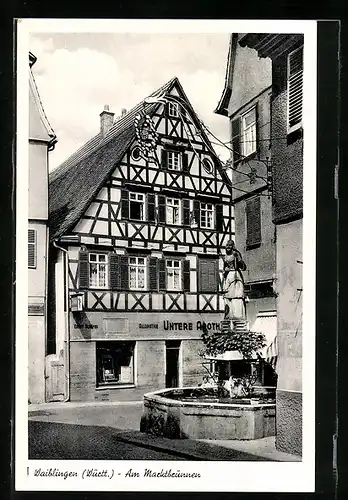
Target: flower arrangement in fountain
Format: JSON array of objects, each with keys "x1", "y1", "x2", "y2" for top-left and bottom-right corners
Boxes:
[{"x1": 201, "y1": 325, "x2": 267, "y2": 360}]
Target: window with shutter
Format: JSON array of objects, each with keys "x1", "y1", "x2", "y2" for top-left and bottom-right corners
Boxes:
[
  {"x1": 147, "y1": 193, "x2": 156, "y2": 222},
  {"x1": 215, "y1": 204, "x2": 223, "y2": 232},
  {"x1": 78, "y1": 250, "x2": 89, "y2": 289},
  {"x1": 148, "y1": 257, "x2": 158, "y2": 291},
  {"x1": 28, "y1": 229, "x2": 36, "y2": 268},
  {"x1": 232, "y1": 118, "x2": 241, "y2": 165},
  {"x1": 158, "y1": 258, "x2": 166, "y2": 291},
  {"x1": 182, "y1": 199, "x2": 191, "y2": 226},
  {"x1": 161, "y1": 149, "x2": 168, "y2": 169},
  {"x1": 109, "y1": 253, "x2": 120, "y2": 290},
  {"x1": 246, "y1": 196, "x2": 261, "y2": 248},
  {"x1": 119, "y1": 256, "x2": 129, "y2": 290},
  {"x1": 198, "y1": 258, "x2": 218, "y2": 293},
  {"x1": 193, "y1": 200, "x2": 200, "y2": 227},
  {"x1": 182, "y1": 153, "x2": 189, "y2": 173},
  {"x1": 287, "y1": 46, "x2": 303, "y2": 132},
  {"x1": 183, "y1": 260, "x2": 191, "y2": 292},
  {"x1": 121, "y1": 189, "x2": 129, "y2": 219},
  {"x1": 157, "y1": 195, "x2": 166, "y2": 223}
]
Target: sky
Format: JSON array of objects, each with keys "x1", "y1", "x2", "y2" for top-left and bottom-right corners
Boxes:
[{"x1": 29, "y1": 33, "x2": 232, "y2": 171}]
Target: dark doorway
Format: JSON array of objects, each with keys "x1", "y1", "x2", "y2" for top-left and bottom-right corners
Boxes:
[{"x1": 165, "y1": 340, "x2": 181, "y2": 388}]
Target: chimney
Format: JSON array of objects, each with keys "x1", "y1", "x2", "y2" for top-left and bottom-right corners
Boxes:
[
  {"x1": 99, "y1": 105, "x2": 114, "y2": 137},
  {"x1": 121, "y1": 108, "x2": 127, "y2": 117}
]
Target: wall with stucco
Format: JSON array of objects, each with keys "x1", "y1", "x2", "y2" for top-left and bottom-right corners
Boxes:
[
  {"x1": 228, "y1": 35, "x2": 272, "y2": 116},
  {"x1": 275, "y1": 218, "x2": 303, "y2": 456},
  {"x1": 28, "y1": 316, "x2": 46, "y2": 403}
]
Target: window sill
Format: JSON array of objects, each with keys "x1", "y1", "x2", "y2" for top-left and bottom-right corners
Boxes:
[
  {"x1": 246, "y1": 243, "x2": 262, "y2": 251},
  {"x1": 287, "y1": 126, "x2": 303, "y2": 145},
  {"x1": 240, "y1": 151, "x2": 258, "y2": 162},
  {"x1": 96, "y1": 384, "x2": 136, "y2": 390}
]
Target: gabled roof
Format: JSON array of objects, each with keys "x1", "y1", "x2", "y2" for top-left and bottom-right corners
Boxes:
[
  {"x1": 29, "y1": 52, "x2": 57, "y2": 145},
  {"x1": 49, "y1": 76, "x2": 231, "y2": 242},
  {"x1": 214, "y1": 34, "x2": 238, "y2": 116}
]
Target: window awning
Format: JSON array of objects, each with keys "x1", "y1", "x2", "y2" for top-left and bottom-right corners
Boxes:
[{"x1": 251, "y1": 311, "x2": 278, "y2": 369}]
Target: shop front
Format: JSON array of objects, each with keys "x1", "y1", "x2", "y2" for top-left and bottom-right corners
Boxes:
[{"x1": 68, "y1": 311, "x2": 222, "y2": 402}]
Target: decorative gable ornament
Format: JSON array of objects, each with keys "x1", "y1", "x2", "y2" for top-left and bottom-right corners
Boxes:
[{"x1": 134, "y1": 112, "x2": 158, "y2": 162}]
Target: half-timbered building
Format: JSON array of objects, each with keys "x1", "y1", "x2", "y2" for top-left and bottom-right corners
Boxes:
[{"x1": 47, "y1": 77, "x2": 233, "y2": 402}]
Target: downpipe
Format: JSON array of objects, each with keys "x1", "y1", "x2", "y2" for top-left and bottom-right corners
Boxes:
[{"x1": 53, "y1": 240, "x2": 70, "y2": 402}]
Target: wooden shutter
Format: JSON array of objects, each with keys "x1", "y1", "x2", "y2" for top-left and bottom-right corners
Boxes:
[
  {"x1": 246, "y1": 196, "x2": 261, "y2": 247},
  {"x1": 121, "y1": 189, "x2": 129, "y2": 219},
  {"x1": 158, "y1": 258, "x2": 166, "y2": 291},
  {"x1": 193, "y1": 200, "x2": 200, "y2": 227},
  {"x1": 161, "y1": 149, "x2": 168, "y2": 169},
  {"x1": 158, "y1": 195, "x2": 166, "y2": 223},
  {"x1": 28, "y1": 229, "x2": 36, "y2": 268},
  {"x1": 232, "y1": 117, "x2": 241, "y2": 164},
  {"x1": 109, "y1": 253, "x2": 120, "y2": 290},
  {"x1": 182, "y1": 153, "x2": 189, "y2": 173},
  {"x1": 183, "y1": 260, "x2": 191, "y2": 292},
  {"x1": 119, "y1": 256, "x2": 129, "y2": 290},
  {"x1": 78, "y1": 250, "x2": 89, "y2": 289},
  {"x1": 147, "y1": 193, "x2": 156, "y2": 222},
  {"x1": 216, "y1": 204, "x2": 224, "y2": 232},
  {"x1": 148, "y1": 257, "x2": 158, "y2": 291},
  {"x1": 182, "y1": 199, "x2": 191, "y2": 226},
  {"x1": 164, "y1": 102, "x2": 170, "y2": 117},
  {"x1": 198, "y1": 258, "x2": 218, "y2": 293},
  {"x1": 288, "y1": 46, "x2": 303, "y2": 129}
]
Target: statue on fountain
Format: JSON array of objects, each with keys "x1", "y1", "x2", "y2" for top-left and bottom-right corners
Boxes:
[{"x1": 221, "y1": 240, "x2": 247, "y2": 321}]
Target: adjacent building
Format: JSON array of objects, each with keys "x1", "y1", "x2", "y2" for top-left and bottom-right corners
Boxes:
[
  {"x1": 47, "y1": 77, "x2": 234, "y2": 402},
  {"x1": 215, "y1": 34, "x2": 277, "y2": 386},
  {"x1": 28, "y1": 52, "x2": 57, "y2": 403},
  {"x1": 238, "y1": 33, "x2": 304, "y2": 456}
]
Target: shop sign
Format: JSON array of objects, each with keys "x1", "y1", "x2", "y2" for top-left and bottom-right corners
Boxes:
[{"x1": 138, "y1": 320, "x2": 221, "y2": 332}]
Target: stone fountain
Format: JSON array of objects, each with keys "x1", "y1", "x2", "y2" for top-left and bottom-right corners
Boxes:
[{"x1": 140, "y1": 240, "x2": 276, "y2": 440}]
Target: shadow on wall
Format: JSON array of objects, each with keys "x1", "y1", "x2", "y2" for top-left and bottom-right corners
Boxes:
[{"x1": 72, "y1": 311, "x2": 95, "y2": 340}]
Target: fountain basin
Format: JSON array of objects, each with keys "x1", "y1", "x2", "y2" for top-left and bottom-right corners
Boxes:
[{"x1": 140, "y1": 387, "x2": 276, "y2": 440}]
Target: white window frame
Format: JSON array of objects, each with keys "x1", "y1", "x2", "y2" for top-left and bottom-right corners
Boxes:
[
  {"x1": 287, "y1": 46, "x2": 304, "y2": 134},
  {"x1": 28, "y1": 229, "x2": 37, "y2": 269},
  {"x1": 166, "y1": 197, "x2": 181, "y2": 225},
  {"x1": 166, "y1": 259, "x2": 182, "y2": 291},
  {"x1": 129, "y1": 192, "x2": 146, "y2": 221},
  {"x1": 168, "y1": 102, "x2": 179, "y2": 118},
  {"x1": 89, "y1": 252, "x2": 108, "y2": 289},
  {"x1": 241, "y1": 106, "x2": 257, "y2": 157},
  {"x1": 129, "y1": 256, "x2": 147, "y2": 290},
  {"x1": 167, "y1": 150, "x2": 181, "y2": 171},
  {"x1": 200, "y1": 202, "x2": 215, "y2": 229}
]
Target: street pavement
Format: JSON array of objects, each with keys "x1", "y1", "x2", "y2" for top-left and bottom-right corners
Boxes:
[
  {"x1": 28, "y1": 401, "x2": 301, "y2": 462},
  {"x1": 29, "y1": 420, "x2": 187, "y2": 460}
]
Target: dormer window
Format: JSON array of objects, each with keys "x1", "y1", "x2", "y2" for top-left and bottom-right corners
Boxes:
[{"x1": 168, "y1": 102, "x2": 179, "y2": 117}]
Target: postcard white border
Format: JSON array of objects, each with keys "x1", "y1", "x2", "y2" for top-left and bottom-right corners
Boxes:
[{"x1": 15, "y1": 18, "x2": 317, "y2": 492}]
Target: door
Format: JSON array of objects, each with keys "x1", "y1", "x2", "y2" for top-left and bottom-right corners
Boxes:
[
  {"x1": 165, "y1": 340, "x2": 181, "y2": 388},
  {"x1": 45, "y1": 354, "x2": 65, "y2": 402}
]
